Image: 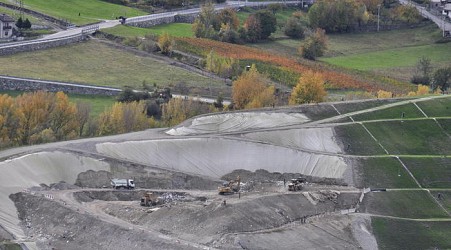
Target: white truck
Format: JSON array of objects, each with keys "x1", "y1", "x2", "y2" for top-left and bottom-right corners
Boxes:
[{"x1": 111, "y1": 178, "x2": 135, "y2": 189}]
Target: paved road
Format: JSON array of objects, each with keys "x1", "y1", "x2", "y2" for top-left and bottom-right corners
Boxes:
[{"x1": 399, "y1": 0, "x2": 451, "y2": 35}]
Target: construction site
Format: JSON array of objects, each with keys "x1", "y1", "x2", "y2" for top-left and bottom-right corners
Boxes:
[{"x1": 1, "y1": 96, "x2": 451, "y2": 250}]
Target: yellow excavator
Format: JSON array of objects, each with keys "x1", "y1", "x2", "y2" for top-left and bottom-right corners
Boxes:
[
  {"x1": 140, "y1": 192, "x2": 159, "y2": 206},
  {"x1": 218, "y1": 176, "x2": 241, "y2": 195}
]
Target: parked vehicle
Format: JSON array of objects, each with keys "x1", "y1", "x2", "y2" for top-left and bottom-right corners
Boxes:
[{"x1": 111, "y1": 178, "x2": 135, "y2": 189}]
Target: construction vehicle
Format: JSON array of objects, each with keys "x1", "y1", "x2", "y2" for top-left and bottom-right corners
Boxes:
[
  {"x1": 288, "y1": 177, "x2": 305, "y2": 191},
  {"x1": 140, "y1": 192, "x2": 159, "y2": 207},
  {"x1": 111, "y1": 178, "x2": 135, "y2": 189},
  {"x1": 218, "y1": 176, "x2": 240, "y2": 195}
]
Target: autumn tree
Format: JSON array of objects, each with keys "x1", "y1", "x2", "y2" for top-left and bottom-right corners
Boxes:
[
  {"x1": 49, "y1": 92, "x2": 78, "y2": 140},
  {"x1": 15, "y1": 91, "x2": 54, "y2": 145},
  {"x1": 299, "y1": 28, "x2": 327, "y2": 60},
  {"x1": 284, "y1": 16, "x2": 305, "y2": 39},
  {"x1": 377, "y1": 90, "x2": 393, "y2": 98},
  {"x1": 206, "y1": 50, "x2": 240, "y2": 78},
  {"x1": 161, "y1": 98, "x2": 209, "y2": 126},
  {"x1": 0, "y1": 94, "x2": 16, "y2": 147},
  {"x1": 192, "y1": 2, "x2": 220, "y2": 39},
  {"x1": 75, "y1": 101, "x2": 91, "y2": 137},
  {"x1": 392, "y1": 5, "x2": 422, "y2": 24},
  {"x1": 289, "y1": 70, "x2": 327, "y2": 104},
  {"x1": 158, "y1": 32, "x2": 173, "y2": 55},
  {"x1": 308, "y1": 0, "x2": 368, "y2": 32},
  {"x1": 232, "y1": 65, "x2": 275, "y2": 109},
  {"x1": 411, "y1": 56, "x2": 432, "y2": 85},
  {"x1": 97, "y1": 101, "x2": 149, "y2": 136},
  {"x1": 243, "y1": 15, "x2": 261, "y2": 43},
  {"x1": 218, "y1": 8, "x2": 240, "y2": 30},
  {"x1": 432, "y1": 67, "x2": 451, "y2": 93}
]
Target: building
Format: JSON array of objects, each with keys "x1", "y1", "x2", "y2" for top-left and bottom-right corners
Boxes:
[
  {"x1": 444, "y1": 4, "x2": 451, "y2": 18},
  {"x1": 0, "y1": 14, "x2": 15, "y2": 38}
]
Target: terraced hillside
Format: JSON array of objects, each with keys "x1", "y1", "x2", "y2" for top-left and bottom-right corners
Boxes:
[{"x1": 0, "y1": 95, "x2": 449, "y2": 250}]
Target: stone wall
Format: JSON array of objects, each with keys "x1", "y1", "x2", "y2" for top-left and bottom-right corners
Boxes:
[
  {"x1": 125, "y1": 14, "x2": 197, "y2": 28},
  {"x1": 0, "y1": 75, "x2": 120, "y2": 96},
  {"x1": 0, "y1": 34, "x2": 86, "y2": 56}
]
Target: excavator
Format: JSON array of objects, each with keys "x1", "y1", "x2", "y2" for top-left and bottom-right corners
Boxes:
[{"x1": 218, "y1": 176, "x2": 240, "y2": 195}]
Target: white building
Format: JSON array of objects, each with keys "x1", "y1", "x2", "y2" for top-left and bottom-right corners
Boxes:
[{"x1": 0, "y1": 14, "x2": 15, "y2": 38}]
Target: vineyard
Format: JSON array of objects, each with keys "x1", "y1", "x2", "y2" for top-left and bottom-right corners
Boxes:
[{"x1": 176, "y1": 37, "x2": 415, "y2": 94}]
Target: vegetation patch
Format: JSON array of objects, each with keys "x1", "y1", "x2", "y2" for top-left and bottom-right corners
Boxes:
[
  {"x1": 416, "y1": 96, "x2": 451, "y2": 118},
  {"x1": 401, "y1": 157, "x2": 451, "y2": 188},
  {"x1": 372, "y1": 218, "x2": 451, "y2": 250},
  {"x1": 352, "y1": 103, "x2": 425, "y2": 121},
  {"x1": 333, "y1": 124, "x2": 386, "y2": 156},
  {"x1": 103, "y1": 23, "x2": 193, "y2": 38},
  {"x1": 364, "y1": 119, "x2": 451, "y2": 155},
  {"x1": 0, "y1": 40, "x2": 225, "y2": 96},
  {"x1": 363, "y1": 190, "x2": 449, "y2": 218},
  {"x1": 0, "y1": 0, "x2": 147, "y2": 25},
  {"x1": 430, "y1": 191, "x2": 451, "y2": 213},
  {"x1": 333, "y1": 99, "x2": 401, "y2": 114},
  {"x1": 356, "y1": 157, "x2": 418, "y2": 189}
]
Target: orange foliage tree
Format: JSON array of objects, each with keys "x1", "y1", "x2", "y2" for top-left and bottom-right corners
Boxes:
[
  {"x1": 289, "y1": 70, "x2": 327, "y2": 104},
  {"x1": 232, "y1": 65, "x2": 275, "y2": 109}
]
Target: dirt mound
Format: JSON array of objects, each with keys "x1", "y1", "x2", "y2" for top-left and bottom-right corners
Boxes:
[{"x1": 9, "y1": 192, "x2": 197, "y2": 250}]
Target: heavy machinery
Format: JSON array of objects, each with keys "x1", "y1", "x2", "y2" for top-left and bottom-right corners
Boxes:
[
  {"x1": 288, "y1": 177, "x2": 305, "y2": 191},
  {"x1": 218, "y1": 176, "x2": 240, "y2": 195},
  {"x1": 140, "y1": 192, "x2": 159, "y2": 207},
  {"x1": 111, "y1": 178, "x2": 135, "y2": 189}
]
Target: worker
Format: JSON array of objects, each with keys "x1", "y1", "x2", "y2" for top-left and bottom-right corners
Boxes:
[
  {"x1": 283, "y1": 178, "x2": 286, "y2": 187},
  {"x1": 223, "y1": 200, "x2": 226, "y2": 206}
]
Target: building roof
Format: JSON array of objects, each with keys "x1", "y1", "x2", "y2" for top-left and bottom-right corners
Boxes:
[
  {"x1": 0, "y1": 14, "x2": 14, "y2": 23},
  {"x1": 445, "y1": 3, "x2": 451, "y2": 10}
]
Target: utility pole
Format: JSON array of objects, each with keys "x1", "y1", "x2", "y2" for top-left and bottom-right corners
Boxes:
[{"x1": 443, "y1": 15, "x2": 446, "y2": 37}]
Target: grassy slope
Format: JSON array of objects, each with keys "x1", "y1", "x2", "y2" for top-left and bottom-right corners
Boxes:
[
  {"x1": 352, "y1": 103, "x2": 425, "y2": 121},
  {"x1": 401, "y1": 157, "x2": 451, "y2": 188},
  {"x1": 356, "y1": 157, "x2": 418, "y2": 189},
  {"x1": 0, "y1": 0, "x2": 147, "y2": 25},
  {"x1": 102, "y1": 23, "x2": 194, "y2": 38},
  {"x1": 0, "y1": 40, "x2": 224, "y2": 92},
  {"x1": 364, "y1": 119, "x2": 451, "y2": 155},
  {"x1": 335, "y1": 97, "x2": 451, "y2": 248},
  {"x1": 372, "y1": 218, "x2": 451, "y2": 250},
  {"x1": 364, "y1": 190, "x2": 448, "y2": 218}
]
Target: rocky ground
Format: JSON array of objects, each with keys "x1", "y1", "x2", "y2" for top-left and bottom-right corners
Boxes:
[{"x1": 6, "y1": 168, "x2": 368, "y2": 250}]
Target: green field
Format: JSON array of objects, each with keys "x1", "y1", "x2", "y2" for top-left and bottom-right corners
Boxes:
[
  {"x1": 334, "y1": 124, "x2": 386, "y2": 155},
  {"x1": 352, "y1": 103, "x2": 425, "y2": 121},
  {"x1": 0, "y1": 0, "x2": 148, "y2": 25},
  {"x1": 416, "y1": 96, "x2": 451, "y2": 118},
  {"x1": 364, "y1": 190, "x2": 449, "y2": 218},
  {"x1": 401, "y1": 157, "x2": 451, "y2": 188},
  {"x1": 365, "y1": 119, "x2": 451, "y2": 155},
  {"x1": 356, "y1": 157, "x2": 418, "y2": 189},
  {"x1": 103, "y1": 23, "x2": 193, "y2": 38},
  {"x1": 0, "y1": 40, "x2": 225, "y2": 96},
  {"x1": 372, "y1": 218, "x2": 451, "y2": 250},
  {"x1": 321, "y1": 43, "x2": 451, "y2": 71}
]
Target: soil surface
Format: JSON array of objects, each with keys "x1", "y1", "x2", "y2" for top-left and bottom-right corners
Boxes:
[{"x1": 0, "y1": 104, "x2": 389, "y2": 250}]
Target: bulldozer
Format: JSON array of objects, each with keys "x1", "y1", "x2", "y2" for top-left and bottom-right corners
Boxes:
[
  {"x1": 140, "y1": 192, "x2": 159, "y2": 206},
  {"x1": 218, "y1": 176, "x2": 240, "y2": 195},
  {"x1": 288, "y1": 177, "x2": 306, "y2": 191}
]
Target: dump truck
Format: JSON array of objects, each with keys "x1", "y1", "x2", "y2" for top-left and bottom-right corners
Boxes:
[
  {"x1": 218, "y1": 176, "x2": 240, "y2": 195},
  {"x1": 111, "y1": 178, "x2": 135, "y2": 189},
  {"x1": 140, "y1": 192, "x2": 159, "y2": 206},
  {"x1": 288, "y1": 177, "x2": 305, "y2": 191}
]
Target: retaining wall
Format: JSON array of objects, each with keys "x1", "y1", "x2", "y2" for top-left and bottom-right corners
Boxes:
[
  {"x1": 0, "y1": 34, "x2": 87, "y2": 56},
  {"x1": 0, "y1": 75, "x2": 120, "y2": 96},
  {"x1": 126, "y1": 14, "x2": 197, "y2": 28}
]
